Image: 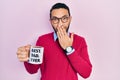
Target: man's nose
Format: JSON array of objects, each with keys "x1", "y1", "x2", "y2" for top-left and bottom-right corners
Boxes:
[{"x1": 57, "y1": 19, "x2": 63, "y2": 27}]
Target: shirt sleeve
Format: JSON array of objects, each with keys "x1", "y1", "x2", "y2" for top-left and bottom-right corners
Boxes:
[
  {"x1": 67, "y1": 38, "x2": 92, "y2": 78},
  {"x1": 24, "y1": 37, "x2": 43, "y2": 74},
  {"x1": 24, "y1": 62, "x2": 40, "y2": 74}
]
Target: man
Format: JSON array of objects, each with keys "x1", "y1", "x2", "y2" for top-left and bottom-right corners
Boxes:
[{"x1": 17, "y1": 3, "x2": 92, "y2": 80}]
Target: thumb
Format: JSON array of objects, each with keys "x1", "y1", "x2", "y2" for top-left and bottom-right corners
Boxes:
[{"x1": 25, "y1": 44, "x2": 31, "y2": 51}]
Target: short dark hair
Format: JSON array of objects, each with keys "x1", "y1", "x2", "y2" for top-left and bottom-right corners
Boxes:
[{"x1": 50, "y1": 3, "x2": 71, "y2": 18}]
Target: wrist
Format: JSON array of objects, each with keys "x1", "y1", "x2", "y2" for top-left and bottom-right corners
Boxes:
[{"x1": 65, "y1": 46, "x2": 73, "y2": 53}]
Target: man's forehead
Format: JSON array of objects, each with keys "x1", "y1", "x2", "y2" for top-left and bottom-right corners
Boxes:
[{"x1": 51, "y1": 8, "x2": 69, "y2": 17}]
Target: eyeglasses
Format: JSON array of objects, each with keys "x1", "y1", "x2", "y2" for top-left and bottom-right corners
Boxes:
[{"x1": 50, "y1": 16, "x2": 70, "y2": 24}]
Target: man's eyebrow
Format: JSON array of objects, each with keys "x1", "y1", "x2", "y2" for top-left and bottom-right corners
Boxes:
[{"x1": 51, "y1": 15, "x2": 69, "y2": 18}]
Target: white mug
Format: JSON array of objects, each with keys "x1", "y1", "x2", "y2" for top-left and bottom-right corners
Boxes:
[{"x1": 28, "y1": 46, "x2": 44, "y2": 64}]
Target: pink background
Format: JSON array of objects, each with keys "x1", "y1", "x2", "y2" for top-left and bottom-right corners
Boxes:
[{"x1": 0, "y1": 0, "x2": 120, "y2": 80}]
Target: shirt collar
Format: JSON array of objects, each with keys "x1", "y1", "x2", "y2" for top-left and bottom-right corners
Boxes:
[{"x1": 53, "y1": 32, "x2": 70, "y2": 41}]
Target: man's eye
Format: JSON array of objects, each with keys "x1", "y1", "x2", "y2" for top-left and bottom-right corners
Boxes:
[
  {"x1": 62, "y1": 17, "x2": 68, "y2": 20},
  {"x1": 53, "y1": 18, "x2": 57, "y2": 20},
  {"x1": 52, "y1": 18, "x2": 57, "y2": 20},
  {"x1": 63, "y1": 17, "x2": 66, "y2": 20}
]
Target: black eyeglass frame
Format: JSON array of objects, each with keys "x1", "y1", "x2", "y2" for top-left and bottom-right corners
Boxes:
[{"x1": 50, "y1": 15, "x2": 70, "y2": 24}]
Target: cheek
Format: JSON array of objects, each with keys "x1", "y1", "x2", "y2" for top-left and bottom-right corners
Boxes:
[
  {"x1": 64, "y1": 23, "x2": 69, "y2": 29},
  {"x1": 52, "y1": 24, "x2": 58, "y2": 31},
  {"x1": 52, "y1": 24, "x2": 57, "y2": 29}
]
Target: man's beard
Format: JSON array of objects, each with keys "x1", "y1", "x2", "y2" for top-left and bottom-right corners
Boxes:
[{"x1": 52, "y1": 25, "x2": 70, "y2": 33}]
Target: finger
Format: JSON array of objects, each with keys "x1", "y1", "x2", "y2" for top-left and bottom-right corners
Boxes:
[
  {"x1": 57, "y1": 31, "x2": 61, "y2": 39},
  {"x1": 61, "y1": 26, "x2": 67, "y2": 36},
  {"x1": 25, "y1": 45, "x2": 31, "y2": 52},
  {"x1": 57, "y1": 27, "x2": 63, "y2": 38},
  {"x1": 17, "y1": 55, "x2": 26, "y2": 59},
  {"x1": 17, "y1": 47, "x2": 23, "y2": 52},
  {"x1": 17, "y1": 47, "x2": 28, "y2": 55},
  {"x1": 19, "y1": 47, "x2": 26, "y2": 52},
  {"x1": 19, "y1": 57, "x2": 29, "y2": 62},
  {"x1": 17, "y1": 52, "x2": 28, "y2": 58},
  {"x1": 17, "y1": 56, "x2": 28, "y2": 62},
  {"x1": 71, "y1": 32, "x2": 74, "y2": 41},
  {"x1": 16, "y1": 50, "x2": 21, "y2": 55},
  {"x1": 59, "y1": 27, "x2": 66, "y2": 38}
]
